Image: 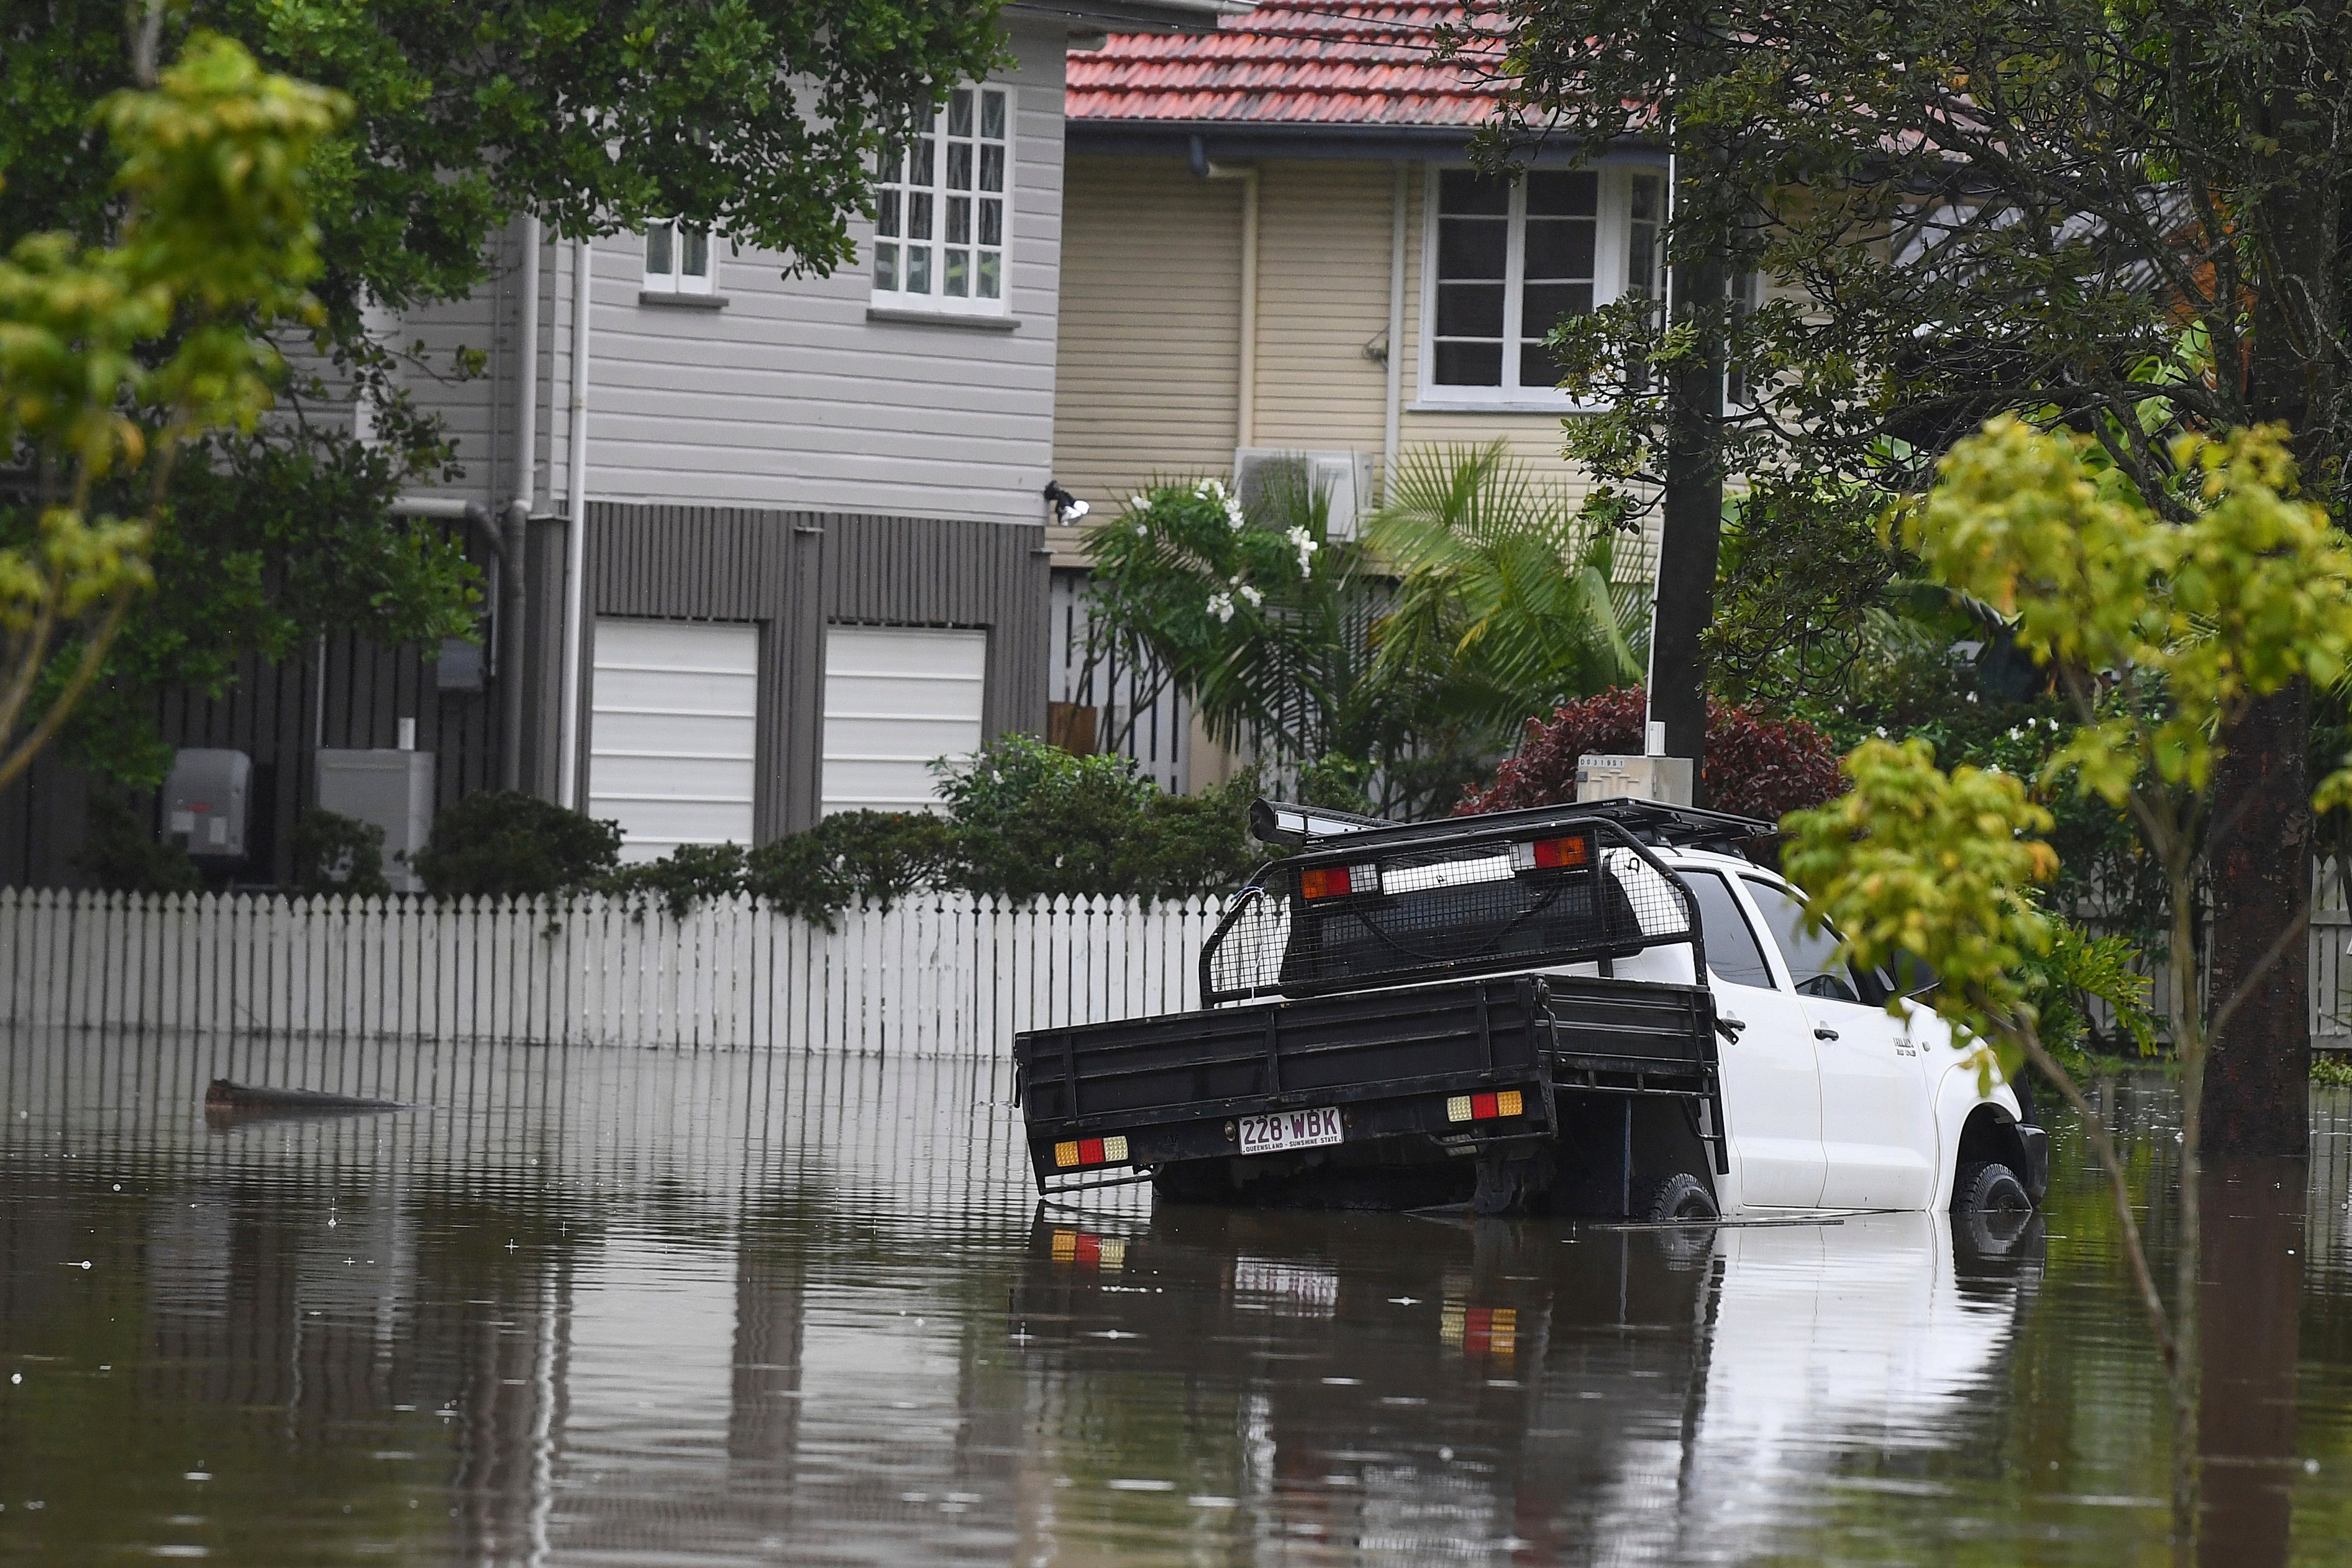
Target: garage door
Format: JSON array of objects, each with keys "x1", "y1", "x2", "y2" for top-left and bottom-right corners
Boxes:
[
  {"x1": 589, "y1": 618, "x2": 759, "y2": 861},
  {"x1": 821, "y1": 626, "x2": 987, "y2": 816}
]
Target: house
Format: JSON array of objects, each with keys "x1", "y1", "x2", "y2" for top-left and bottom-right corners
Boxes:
[
  {"x1": 1042, "y1": 1, "x2": 1671, "y2": 790},
  {"x1": 0, "y1": 0, "x2": 1239, "y2": 886}
]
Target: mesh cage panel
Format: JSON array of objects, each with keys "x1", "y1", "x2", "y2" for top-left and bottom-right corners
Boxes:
[{"x1": 1202, "y1": 824, "x2": 1696, "y2": 1003}]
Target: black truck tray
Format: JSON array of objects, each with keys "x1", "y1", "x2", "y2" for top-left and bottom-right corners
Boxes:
[{"x1": 1013, "y1": 973, "x2": 1717, "y2": 1188}]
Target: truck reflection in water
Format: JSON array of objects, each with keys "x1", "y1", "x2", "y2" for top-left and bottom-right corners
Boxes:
[{"x1": 1010, "y1": 1202, "x2": 2040, "y2": 1559}]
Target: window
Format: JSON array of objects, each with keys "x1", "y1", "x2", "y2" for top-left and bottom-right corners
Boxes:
[
  {"x1": 1683, "y1": 870, "x2": 1775, "y2": 989},
  {"x1": 1423, "y1": 165, "x2": 1664, "y2": 404},
  {"x1": 644, "y1": 221, "x2": 714, "y2": 294},
  {"x1": 872, "y1": 85, "x2": 1011, "y2": 315},
  {"x1": 1741, "y1": 877, "x2": 1860, "y2": 1002}
]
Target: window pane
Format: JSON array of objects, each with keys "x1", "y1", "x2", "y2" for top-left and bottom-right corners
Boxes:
[
  {"x1": 949, "y1": 87, "x2": 973, "y2": 138},
  {"x1": 1437, "y1": 217, "x2": 1508, "y2": 280},
  {"x1": 873, "y1": 242, "x2": 898, "y2": 291},
  {"x1": 1434, "y1": 340, "x2": 1503, "y2": 385},
  {"x1": 1682, "y1": 872, "x2": 1775, "y2": 988},
  {"x1": 912, "y1": 137, "x2": 934, "y2": 186},
  {"x1": 1521, "y1": 281, "x2": 1595, "y2": 327},
  {"x1": 978, "y1": 197, "x2": 1001, "y2": 247},
  {"x1": 907, "y1": 244, "x2": 931, "y2": 293},
  {"x1": 947, "y1": 142, "x2": 972, "y2": 191},
  {"x1": 978, "y1": 250, "x2": 1000, "y2": 298},
  {"x1": 908, "y1": 191, "x2": 933, "y2": 240},
  {"x1": 982, "y1": 89, "x2": 1006, "y2": 140},
  {"x1": 645, "y1": 222, "x2": 673, "y2": 278},
  {"x1": 1519, "y1": 340, "x2": 1564, "y2": 390},
  {"x1": 1525, "y1": 170, "x2": 1598, "y2": 216},
  {"x1": 681, "y1": 227, "x2": 709, "y2": 278},
  {"x1": 946, "y1": 194, "x2": 970, "y2": 244},
  {"x1": 1438, "y1": 169, "x2": 1510, "y2": 216},
  {"x1": 944, "y1": 247, "x2": 968, "y2": 296},
  {"x1": 1630, "y1": 172, "x2": 1663, "y2": 224},
  {"x1": 1742, "y1": 878, "x2": 1853, "y2": 996},
  {"x1": 978, "y1": 144, "x2": 1005, "y2": 193},
  {"x1": 877, "y1": 189, "x2": 900, "y2": 239},
  {"x1": 1522, "y1": 218, "x2": 1596, "y2": 280},
  {"x1": 879, "y1": 145, "x2": 901, "y2": 184},
  {"x1": 1435, "y1": 281, "x2": 1505, "y2": 337}
]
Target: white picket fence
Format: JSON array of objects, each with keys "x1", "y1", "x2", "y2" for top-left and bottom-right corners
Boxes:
[{"x1": 0, "y1": 888, "x2": 1224, "y2": 1059}]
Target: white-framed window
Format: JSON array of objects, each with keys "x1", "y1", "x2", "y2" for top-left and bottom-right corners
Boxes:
[
  {"x1": 870, "y1": 84, "x2": 1013, "y2": 315},
  {"x1": 1419, "y1": 165, "x2": 1668, "y2": 408},
  {"x1": 644, "y1": 221, "x2": 714, "y2": 294}
]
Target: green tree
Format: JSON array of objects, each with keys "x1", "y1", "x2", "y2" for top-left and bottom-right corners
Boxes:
[
  {"x1": 1782, "y1": 418, "x2": 2352, "y2": 1556},
  {"x1": 0, "y1": 29, "x2": 347, "y2": 787},
  {"x1": 2, "y1": 0, "x2": 1008, "y2": 783},
  {"x1": 1461, "y1": 0, "x2": 2351, "y2": 1136}
]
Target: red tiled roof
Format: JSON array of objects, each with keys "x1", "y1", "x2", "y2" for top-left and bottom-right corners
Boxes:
[{"x1": 1067, "y1": 2, "x2": 1506, "y2": 129}]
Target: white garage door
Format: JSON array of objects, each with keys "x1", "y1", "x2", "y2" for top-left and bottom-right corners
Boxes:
[
  {"x1": 589, "y1": 618, "x2": 759, "y2": 862},
  {"x1": 821, "y1": 626, "x2": 987, "y2": 816}
]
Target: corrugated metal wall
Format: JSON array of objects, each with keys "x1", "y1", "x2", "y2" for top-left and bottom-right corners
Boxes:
[{"x1": 1, "y1": 504, "x2": 1048, "y2": 887}]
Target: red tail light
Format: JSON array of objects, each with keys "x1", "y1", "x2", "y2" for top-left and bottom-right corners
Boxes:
[{"x1": 1300, "y1": 864, "x2": 1379, "y2": 900}]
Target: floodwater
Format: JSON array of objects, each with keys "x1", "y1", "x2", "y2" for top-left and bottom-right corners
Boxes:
[{"x1": 1, "y1": 1032, "x2": 2350, "y2": 1566}]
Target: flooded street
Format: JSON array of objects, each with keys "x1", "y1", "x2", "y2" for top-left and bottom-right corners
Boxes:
[{"x1": 2, "y1": 1031, "x2": 2350, "y2": 1565}]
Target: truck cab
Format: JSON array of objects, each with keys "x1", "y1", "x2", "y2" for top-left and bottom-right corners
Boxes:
[{"x1": 1012, "y1": 798, "x2": 2047, "y2": 1218}]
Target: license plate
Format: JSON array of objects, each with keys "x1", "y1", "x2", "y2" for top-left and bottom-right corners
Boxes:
[{"x1": 1238, "y1": 1106, "x2": 1344, "y2": 1154}]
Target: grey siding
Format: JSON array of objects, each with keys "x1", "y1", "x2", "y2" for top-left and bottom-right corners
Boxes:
[
  {"x1": 550, "y1": 17, "x2": 1066, "y2": 526},
  {"x1": 578, "y1": 503, "x2": 1047, "y2": 836}
]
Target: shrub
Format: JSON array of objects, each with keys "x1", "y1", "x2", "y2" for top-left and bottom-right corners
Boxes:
[
  {"x1": 935, "y1": 733, "x2": 1161, "y2": 903},
  {"x1": 1460, "y1": 687, "x2": 1843, "y2": 821},
  {"x1": 411, "y1": 791, "x2": 621, "y2": 898},
  {"x1": 76, "y1": 793, "x2": 203, "y2": 894},
  {"x1": 286, "y1": 808, "x2": 390, "y2": 898},
  {"x1": 743, "y1": 811, "x2": 959, "y2": 926},
  {"x1": 601, "y1": 842, "x2": 747, "y2": 918}
]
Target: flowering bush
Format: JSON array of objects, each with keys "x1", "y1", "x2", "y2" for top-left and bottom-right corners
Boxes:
[{"x1": 1459, "y1": 687, "x2": 1844, "y2": 821}]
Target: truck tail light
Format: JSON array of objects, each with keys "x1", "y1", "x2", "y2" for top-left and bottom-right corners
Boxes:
[
  {"x1": 1445, "y1": 1090, "x2": 1524, "y2": 1123},
  {"x1": 1052, "y1": 1134, "x2": 1130, "y2": 1169},
  {"x1": 1051, "y1": 1228, "x2": 1128, "y2": 1271},
  {"x1": 1300, "y1": 863, "x2": 1380, "y2": 900},
  {"x1": 1510, "y1": 836, "x2": 1589, "y2": 872}
]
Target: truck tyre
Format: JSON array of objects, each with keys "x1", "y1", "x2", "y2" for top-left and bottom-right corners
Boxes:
[
  {"x1": 1950, "y1": 1159, "x2": 2032, "y2": 1213},
  {"x1": 1636, "y1": 1172, "x2": 1718, "y2": 1223}
]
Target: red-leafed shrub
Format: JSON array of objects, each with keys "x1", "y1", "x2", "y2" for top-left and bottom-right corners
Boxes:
[{"x1": 1459, "y1": 687, "x2": 1844, "y2": 823}]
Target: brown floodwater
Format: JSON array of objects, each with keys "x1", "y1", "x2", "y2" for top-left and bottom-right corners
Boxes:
[{"x1": 1, "y1": 1029, "x2": 2348, "y2": 1566}]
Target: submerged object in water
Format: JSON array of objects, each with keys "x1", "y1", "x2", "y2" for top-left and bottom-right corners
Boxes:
[{"x1": 203, "y1": 1078, "x2": 407, "y2": 1125}]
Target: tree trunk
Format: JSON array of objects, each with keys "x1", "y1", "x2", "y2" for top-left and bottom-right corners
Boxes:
[
  {"x1": 2207, "y1": 16, "x2": 2338, "y2": 1155},
  {"x1": 2204, "y1": 685, "x2": 2312, "y2": 1156},
  {"x1": 1649, "y1": 160, "x2": 1726, "y2": 803}
]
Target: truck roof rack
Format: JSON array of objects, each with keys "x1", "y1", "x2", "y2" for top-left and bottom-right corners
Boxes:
[{"x1": 1249, "y1": 795, "x2": 1774, "y2": 855}]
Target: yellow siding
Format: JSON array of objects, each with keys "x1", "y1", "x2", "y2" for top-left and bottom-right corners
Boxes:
[
  {"x1": 1250, "y1": 162, "x2": 1393, "y2": 447},
  {"x1": 1052, "y1": 157, "x2": 1245, "y2": 510}
]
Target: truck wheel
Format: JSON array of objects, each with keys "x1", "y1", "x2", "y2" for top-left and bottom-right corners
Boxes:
[
  {"x1": 1950, "y1": 1159, "x2": 2032, "y2": 1213},
  {"x1": 1636, "y1": 1172, "x2": 1718, "y2": 1223}
]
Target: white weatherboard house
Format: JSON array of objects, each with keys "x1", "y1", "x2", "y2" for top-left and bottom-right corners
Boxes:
[{"x1": 0, "y1": 0, "x2": 1244, "y2": 885}]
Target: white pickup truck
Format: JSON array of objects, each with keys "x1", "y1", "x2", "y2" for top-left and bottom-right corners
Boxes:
[{"x1": 1013, "y1": 798, "x2": 2048, "y2": 1219}]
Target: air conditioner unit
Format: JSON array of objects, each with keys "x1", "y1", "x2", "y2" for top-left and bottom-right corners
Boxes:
[{"x1": 1233, "y1": 448, "x2": 1376, "y2": 541}]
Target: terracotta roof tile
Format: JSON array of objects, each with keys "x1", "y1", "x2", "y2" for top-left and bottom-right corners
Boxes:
[{"x1": 1067, "y1": 2, "x2": 1506, "y2": 128}]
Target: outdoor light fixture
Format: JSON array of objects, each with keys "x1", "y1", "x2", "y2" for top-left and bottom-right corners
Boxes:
[{"x1": 1043, "y1": 480, "x2": 1090, "y2": 522}]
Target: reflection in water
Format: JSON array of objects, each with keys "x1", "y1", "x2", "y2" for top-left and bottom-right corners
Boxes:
[{"x1": 0, "y1": 1029, "x2": 2347, "y2": 1564}]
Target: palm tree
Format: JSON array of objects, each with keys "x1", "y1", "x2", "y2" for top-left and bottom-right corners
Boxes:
[{"x1": 1367, "y1": 442, "x2": 1652, "y2": 737}]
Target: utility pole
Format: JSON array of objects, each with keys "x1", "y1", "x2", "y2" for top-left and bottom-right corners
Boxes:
[{"x1": 1647, "y1": 152, "x2": 1726, "y2": 806}]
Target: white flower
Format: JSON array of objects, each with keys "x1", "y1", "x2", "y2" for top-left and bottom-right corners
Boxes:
[
  {"x1": 1237, "y1": 583, "x2": 1264, "y2": 608},
  {"x1": 1206, "y1": 591, "x2": 1236, "y2": 624},
  {"x1": 1287, "y1": 525, "x2": 1320, "y2": 574},
  {"x1": 1196, "y1": 478, "x2": 1229, "y2": 502},
  {"x1": 1128, "y1": 494, "x2": 1149, "y2": 514},
  {"x1": 1225, "y1": 496, "x2": 1247, "y2": 531},
  {"x1": 1874, "y1": 726, "x2": 1889, "y2": 738},
  {"x1": 1965, "y1": 691, "x2": 1978, "y2": 703}
]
